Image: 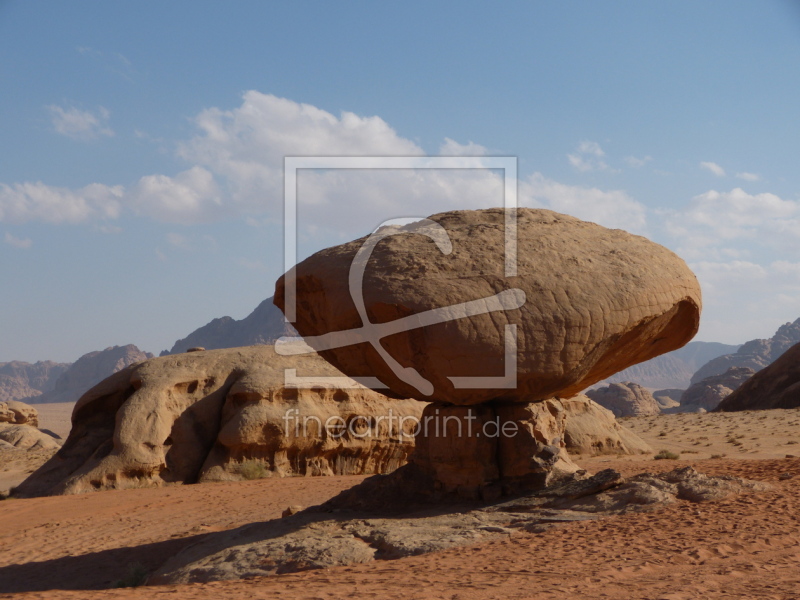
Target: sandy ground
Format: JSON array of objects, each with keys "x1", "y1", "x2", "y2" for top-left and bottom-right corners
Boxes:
[
  {"x1": 31, "y1": 402, "x2": 73, "y2": 441},
  {"x1": 3, "y1": 411, "x2": 800, "y2": 599}
]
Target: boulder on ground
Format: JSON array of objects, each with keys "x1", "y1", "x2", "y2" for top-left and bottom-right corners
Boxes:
[
  {"x1": 679, "y1": 367, "x2": 755, "y2": 412},
  {"x1": 561, "y1": 395, "x2": 652, "y2": 455},
  {"x1": 717, "y1": 342, "x2": 800, "y2": 411},
  {"x1": 0, "y1": 400, "x2": 39, "y2": 426},
  {"x1": 0, "y1": 424, "x2": 61, "y2": 451},
  {"x1": 14, "y1": 346, "x2": 423, "y2": 497},
  {"x1": 585, "y1": 382, "x2": 661, "y2": 417}
]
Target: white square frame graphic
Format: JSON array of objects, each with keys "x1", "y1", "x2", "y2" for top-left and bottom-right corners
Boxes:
[{"x1": 281, "y1": 155, "x2": 519, "y2": 391}]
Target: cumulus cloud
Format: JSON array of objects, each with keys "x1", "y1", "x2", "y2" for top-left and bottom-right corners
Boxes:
[
  {"x1": 439, "y1": 138, "x2": 488, "y2": 156},
  {"x1": 130, "y1": 166, "x2": 222, "y2": 224},
  {"x1": 0, "y1": 181, "x2": 122, "y2": 224},
  {"x1": 47, "y1": 105, "x2": 114, "y2": 140},
  {"x1": 700, "y1": 161, "x2": 726, "y2": 177},
  {"x1": 567, "y1": 141, "x2": 615, "y2": 173},
  {"x1": 624, "y1": 155, "x2": 652, "y2": 168},
  {"x1": 521, "y1": 173, "x2": 647, "y2": 234},
  {"x1": 3, "y1": 232, "x2": 32, "y2": 249},
  {"x1": 736, "y1": 171, "x2": 761, "y2": 182}
]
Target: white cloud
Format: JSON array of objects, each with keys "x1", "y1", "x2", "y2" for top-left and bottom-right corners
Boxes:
[
  {"x1": 166, "y1": 232, "x2": 190, "y2": 249},
  {"x1": 3, "y1": 232, "x2": 32, "y2": 249},
  {"x1": 439, "y1": 138, "x2": 488, "y2": 156},
  {"x1": 736, "y1": 171, "x2": 761, "y2": 182},
  {"x1": 130, "y1": 166, "x2": 221, "y2": 224},
  {"x1": 521, "y1": 173, "x2": 647, "y2": 234},
  {"x1": 700, "y1": 161, "x2": 726, "y2": 177},
  {"x1": 624, "y1": 155, "x2": 652, "y2": 168},
  {"x1": 567, "y1": 140, "x2": 617, "y2": 173},
  {"x1": 48, "y1": 105, "x2": 114, "y2": 141},
  {"x1": 0, "y1": 181, "x2": 122, "y2": 224}
]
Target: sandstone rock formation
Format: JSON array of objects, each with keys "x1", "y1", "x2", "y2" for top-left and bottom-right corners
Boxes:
[
  {"x1": 149, "y1": 466, "x2": 767, "y2": 585},
  {"x1": 15, "y1": 346, "x2": 423, "y2": 497},
  {"x1": 691, "y1": 318, "x2": 800, "y2": 384},
  {"x1": 274, "y1": 208, "x2": 701, "y2": 494},
  {"x1": 163, "y1": 297, "x2": 297, "y2": 355},
  {"x1": 679, "y1": 366, "x2": 755, "y2": 412},
  {"x1": 652, "y1": 389, "x2": 682, "y2": 410},
  {"x1": 717, "y1": 342, "x2": 800, "y2": 411},
  {"x1": 25, "y1": 345, "x2": 152, "y2": 405},
  {"x1": 605, "y1": 341, "x2": 738, "y2": 390},
  {"x1": 0, "y1": 360, "x2": 69, "y2": 403},
  {"x1": 561, "y1": 395, "x2": 652, "y2": 455},
  {"x1": 0, "y1": 424, "x2": 61, "y2": 451},
  {"x1": 0, "y1": 400, "x2": 39, "y2": 426},
  {"x1": 585, "y1": 382, "x2": 662, "y2": 417}
]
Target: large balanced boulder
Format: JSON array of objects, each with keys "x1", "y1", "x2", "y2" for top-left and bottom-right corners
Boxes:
[
  {"x1": 14, "y1": 346, "x2": 423, "y2": 497},
  {"x1": 679, "y1": 366, "x2": 754, "y2": 412},
  {"x1": 275, "y1": 208, "x2": 700, "y2": 494},
  {"x1": 585, "y1": 382, "x2": 662, "y2": 417},
  {"x1": 717, "y1": 342, "x2": 800, "y2": 411},
  {"x1": 275, "y1": 208, "x2": 700, "y2": 405}
]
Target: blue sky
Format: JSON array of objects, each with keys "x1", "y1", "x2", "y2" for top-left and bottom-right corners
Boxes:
[{"x1": 2, "y1": 0, "x2": 800, "y2": 362}]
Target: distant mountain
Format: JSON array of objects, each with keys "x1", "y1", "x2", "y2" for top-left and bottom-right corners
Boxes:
[
  {"x1": 0, "y1": 361, "x2": 70, "y2": 403},
  {"x1": 603, "y1": 341, "x2": 740, "y2": 390},
  {"x1": 24, "y1": 345, "x2": 152, "y2": 405},
  {"x1": 690, "y1": 318, "x2": 800, "y2": 384},
  {"x1": 163, "y1": 297, "x2": 296, "y2": 355}
]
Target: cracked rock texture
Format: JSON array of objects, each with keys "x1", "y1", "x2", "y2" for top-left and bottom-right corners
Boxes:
[
  {"x1": 275, "y1": 208, "x2": 701, "y2": 406},
  {"x1": 14, "y1": 346, "x2": 423, "y2": 497},
  {"x1": 148, "y1": 466, "x2": 768, "y2": 585}
]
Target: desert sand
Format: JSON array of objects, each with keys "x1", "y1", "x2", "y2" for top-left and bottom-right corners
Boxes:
[{"x1": 2, "y1": 408, "x2": 800, "y2": 599}]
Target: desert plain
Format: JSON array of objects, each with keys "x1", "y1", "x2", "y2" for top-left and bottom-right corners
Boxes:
[{"x1": 2, "y1": 401, "x2": 800, "y2": 599}]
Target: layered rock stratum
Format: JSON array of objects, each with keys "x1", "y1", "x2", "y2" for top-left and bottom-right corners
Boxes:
[
  {"x1": 15, "y1": 346, "x2": 422, "y2": 497},
  {"x1": 691, "y1": 318, "x2": 800, "y2": 384},
  {"x1": 717, "y1": 342, "x2": 800, "y2": 411},
  {"x1": 679, "y1": 366, "x2": 755, "y2": 412}
]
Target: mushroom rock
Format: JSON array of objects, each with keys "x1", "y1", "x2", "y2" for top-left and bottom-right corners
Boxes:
[{"x1": 274, "y1": 208, "x2": 701, "y2": 494}]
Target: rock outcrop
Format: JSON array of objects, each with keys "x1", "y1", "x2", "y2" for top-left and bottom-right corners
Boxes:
[
  {"x1": 717, "y1": 342, "x2": 800, "y2": 411},
  {"x1": 0, "y1": 424, "x2": 61, "y2": 451},
  {"x1": 561, "y1": 395, "x2": 652, "y2": 455},
  {"x1": 691, "y1": 318, "x2": 800, "y2": 384},
  {"x1": 163, "y1": 297, "x2": 297, "y2": 355},
  {"x1": 679, "y1": 367, "x2": 755, "y2": 412},
  {"x1": 0, "y1": 400, "x2": 39, "y2": 426},
  {"x1": 149, "y1": 466, "x2": 766, "y2": 585},
  {"x1": 25, "y1": 345, "x2": 152, "y2": 405},
  {"x1": 15, "y1": 346, "x2": 423, "y2": 497},
  {"x1": 0, "y1": 360, "x2": 69, "y2": 403},
  {"x1": 275, "y1": 208, "x2": 701, "y2": 494},
  {"x1": 605, "y1": 341, "x2": 739, "y2": 390},
  {"x1": 652, "y1": 389, "x2": 682, "y2": 410},
  {"x1": 585, "y1": 382, "x2": 662, "y2": 417}
]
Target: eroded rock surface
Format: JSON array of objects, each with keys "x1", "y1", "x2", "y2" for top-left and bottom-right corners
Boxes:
[
  {"x1": 0, "y1": 400, "x2": 39, "y2": 426},
  {"x1": 0, "y1": 424, "x2": 61, "y2": 451},
  {"x1": 561, "y1": 395, "x2": 652, "y2": 456},
  {"x1": 717, "y1": 342, "x2": 800, "y2": 411},
  {"x1": 585, "y1": 382, "x2": 662, "y2": 417},
  {"x1": 275, "y1": 208, "x2": 701, "y2": 406},
  {"x1": 14, "y1": 346, "x2": 423, "y2": 497},
  {"x1": 149, "y1": 466, "x2": 767, "y2": 585},
  {"x1": 679, "y1": 366, "x2": 755, "y2": 412}
]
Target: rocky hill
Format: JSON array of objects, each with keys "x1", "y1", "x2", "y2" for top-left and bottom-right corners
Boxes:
[
  {"x1": 163, "y1": 297, "x2": 296, "y2": 355},
  {"x1": 0, "y1": 361, "x2": 69, "y2": 403},
  {"x1": 603, "y1": 341, "x2": 739, "y2": 390},
  {"x1": 24, "y1": 345, "x2": 152, "y2": 405},
  {"x1": 691, "y1": 318, "x2": 800, "y2": 384}
]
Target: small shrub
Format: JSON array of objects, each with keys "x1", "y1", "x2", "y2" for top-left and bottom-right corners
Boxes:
[
  {"x1": 658, "y1": 432, "x2": 667, "y2": 437},
  {"x1": 654, "y1": 450, "x2": 680, "y2": 460},
  {"x1": 238, "y1": 459, "x2": 268, "y2": 480},
  {"x1": 710, "y1": 453, "x2": 726, "y2": 459},
  {"x1": 113, "y1": 563, "x2": 148, "y2": 588}
]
